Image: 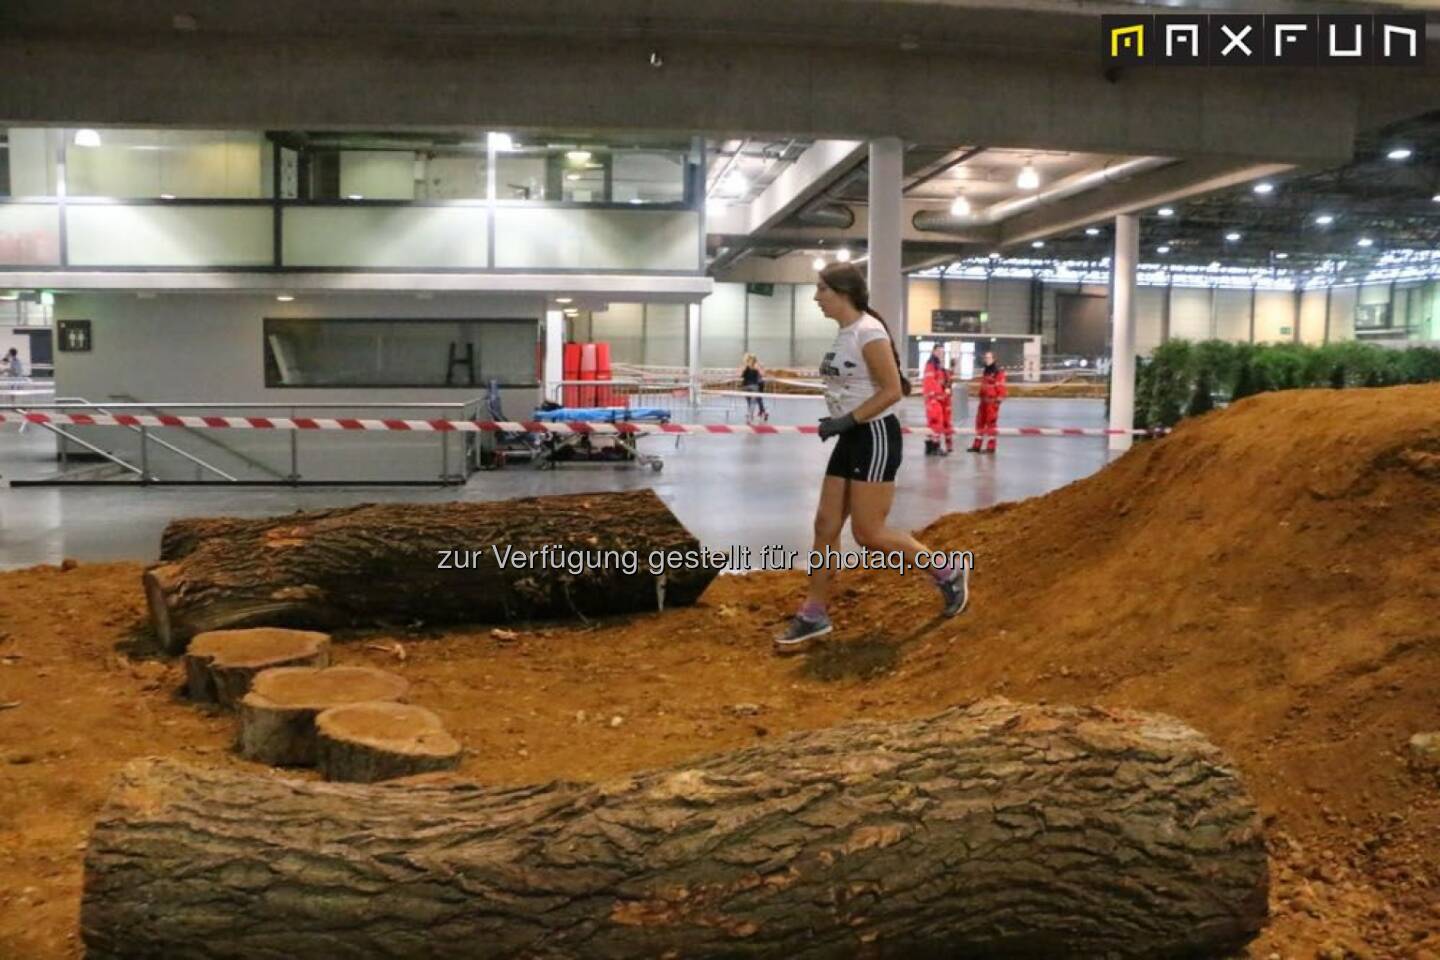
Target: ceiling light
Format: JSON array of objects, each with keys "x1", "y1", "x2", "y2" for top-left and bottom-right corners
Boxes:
[
  {"x1": 1085, "y1": 227, "x2": 1100, "y2": 236},
  {"x1": 555, "y1": 297, "x2": 573, "y2": 304},
  {"x1": 1253, "y1": 182, "x2": 1274, "y2": 195},
  {"x1": 1016, "y1": 162, "x2": 1040, "y2": 191},
  {"x1": 487, "y1": 132, "x2": 515, "y2": 153},
  {"x1": 1357, "y1": 237, "x2": 1374, "y2": 247},
  {"x1": 949, "y1": 195, "x2": 971, "y2": 217},
  {"x1": 563, "y1": 308, "x2": 579, "y2": 316},
  {"x1": 1315, "y1": 214, "x2": 1334, "y2": 225},
  {"x1": 566, "y1": 173, "x2": 582, "y2": 182},
  {"x1": 1386, "y1": 147, "x2": 1412, "y2": 161},
  {"x1": 629, "y1": 198, "x2": 643, "y2": 204},
  {"x1": 159, "y1": 193, "x2": 175, "y2": 200},
  {"x1": 1432, "y1": 194, "x2": 1440, "y2": 203},
  {"x1": 988, "y1": 251, "x2": 1001, "y2": 259},
  {"x1": 1031, "y1": 240, "x2": 1045, "y2": 249},
  {"x1": 812, "y1": 256, "x2": 826, "y2": 270},
  {"x1": 346, "y1": 194, "x2": 363, "y2": 201},
  {"x1": 1225, "y1": 231, "x2": 1241, "y2": 241},
  {"x1": 275, "y1": 295, "x2": 295, "y2": 302},
  {"x1": 1208, "y1": 261, "x2": 1221, "y2": 270},
  {"x1": 73, "y1": 128, "x2": 102, "y2": 148},
  {"x1": 1156, "y1": 245, "x2": 1170, "y2": 254},
  {"x1": 836, "y1": 248, "x2": 851, "y2": 262},
  {"x1": 1157, "y1": 207, "x2": 1174, "y2": 217},
  {"x1": 566, "y1": 150, "x2": 592, "y2": 164},
  {"x1": 1275, "y1": 252, "x2": 1289, "y2": 260}
]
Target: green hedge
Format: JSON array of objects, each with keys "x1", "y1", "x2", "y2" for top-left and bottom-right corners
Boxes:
[{"x1": 1131, "y1": 340, "x2": 1440, "y2": 430}]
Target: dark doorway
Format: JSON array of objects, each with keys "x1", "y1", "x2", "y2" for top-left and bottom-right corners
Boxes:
[{"x1": 1056, "y1": 293, "x2": 1109, "y2": 358}]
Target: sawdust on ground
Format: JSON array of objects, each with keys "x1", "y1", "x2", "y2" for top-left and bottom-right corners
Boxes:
[{"x1": 2, "y1": 384, "x2": 1440, "y2": 959}]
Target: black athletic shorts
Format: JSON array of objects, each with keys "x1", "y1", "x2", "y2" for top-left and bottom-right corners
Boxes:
[{"x1": 825, "y1": 414, "x2": 903, "y2": 483}]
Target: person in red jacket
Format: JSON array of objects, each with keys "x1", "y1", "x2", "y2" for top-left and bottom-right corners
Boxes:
[
  {"x1": 922, "y1": 345, "x2": 952, "y2": 456},
  {"x1": 969, "y1": 350, "x2": 1007, "y2": 453}
]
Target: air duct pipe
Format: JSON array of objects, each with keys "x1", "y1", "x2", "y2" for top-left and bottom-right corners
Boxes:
[{"x1": 912, "y1": 156, "x2": 1174, "y2": 233}]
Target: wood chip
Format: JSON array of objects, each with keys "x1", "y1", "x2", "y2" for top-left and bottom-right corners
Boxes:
[
  {"x1": 364, "y1": 642, "x2": 407, "y2": 662},
  {"x1": 0, "y1": 701, "x2": 21, "y2": 711},
  {"x1": 491, "y1": 629, "x2": 520, "y2": 644}
]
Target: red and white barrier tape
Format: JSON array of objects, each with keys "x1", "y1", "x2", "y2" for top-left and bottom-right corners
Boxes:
[{"x1": 0, "y1": 410, "x2": 1166, "y2": 438}]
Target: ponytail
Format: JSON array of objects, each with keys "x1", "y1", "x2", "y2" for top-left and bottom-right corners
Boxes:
[{"x1": 863, "y1": 307, "x2": 913, "y2": 397}]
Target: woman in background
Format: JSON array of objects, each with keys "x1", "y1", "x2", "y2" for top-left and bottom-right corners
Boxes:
[{"x1": 740, "y1": 352, "x2": 768, "y2": 424}]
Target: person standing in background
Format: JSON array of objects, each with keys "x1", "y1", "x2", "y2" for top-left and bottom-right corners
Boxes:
[
  {"x1": 739, "y1": 353, "x2": 768, "y2": 424},
  {"x1": 922, "y1": 344, "x2": 951, "y2": 456},
  {"x1": 2, "y1": 348, "x2": 23, "y2": 378},
  {"x1": 969, "y1": 350, "x2": 1007, "y2": 454}
]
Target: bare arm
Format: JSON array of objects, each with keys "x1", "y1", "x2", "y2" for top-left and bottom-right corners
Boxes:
[{"x1": 850, "y1": 339, "x2": 905, "y2": 422}]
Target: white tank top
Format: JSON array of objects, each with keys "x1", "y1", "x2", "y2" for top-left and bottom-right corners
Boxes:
[{"x1": 819, "y1": 315, "x2": 899, "y2": 420}]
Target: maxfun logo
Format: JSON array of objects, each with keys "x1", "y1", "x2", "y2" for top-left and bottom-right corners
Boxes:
[{"x1": 1102, "y1": 14, "x2": 1424, "y2": 66}]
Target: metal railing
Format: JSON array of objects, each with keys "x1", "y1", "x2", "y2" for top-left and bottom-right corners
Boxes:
[{"x1": 4, "y1": 398, "x2": 486, "y2": 486}]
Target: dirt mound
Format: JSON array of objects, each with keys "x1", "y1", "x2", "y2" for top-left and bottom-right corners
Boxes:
[{"x1": 3, "y1": 385, "x2": 1440, "y2": 958}]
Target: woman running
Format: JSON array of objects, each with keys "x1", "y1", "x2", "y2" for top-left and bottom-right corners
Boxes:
[
  {"x1": 740, "y1": 352, "x2": 768, "y2": 424},
  {"x1": 774, "y1": 263, "x2": 970, "y2": 655}
]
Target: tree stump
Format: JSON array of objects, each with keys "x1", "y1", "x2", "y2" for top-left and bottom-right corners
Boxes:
[
  {"x1": 238, "y1": 666, "x2": 408, "y2": 766},
  {"x1": 143, "y1": 491, "x2": 716, "y2": 653},
  {"x1": 315, "y1": 701, "x2": 461, "y2": 783},
  {"x1": 183, "y1": 628, "x2": 331, "y2": 707},
  {"x1": 82, "y1": 699, "x2": 1269, "y2": 959}
]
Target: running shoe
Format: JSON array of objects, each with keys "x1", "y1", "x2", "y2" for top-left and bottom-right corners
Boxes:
[
  {"x1": 937, "y1": 565, "x2": 970, "y2": 617},
  {"x1": 773, "y1": 614, "x2": 832, "y2": 655}
]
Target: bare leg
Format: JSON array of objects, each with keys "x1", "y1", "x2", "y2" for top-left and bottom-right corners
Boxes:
[
  {"x1": 804, "y1": 476, "x2": 850, "y2": 608},
  {"x1": 846, "y1": 481, "x2": 932, "y2": 562}
]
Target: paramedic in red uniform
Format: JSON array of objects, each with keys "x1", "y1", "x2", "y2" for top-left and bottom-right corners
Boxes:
[
  {"x1": 922, "y1": 344, "x2": 952, "y2": 456},
  {"x1": 969, "y1": 350, "x2": 1007, "y2": 453}
]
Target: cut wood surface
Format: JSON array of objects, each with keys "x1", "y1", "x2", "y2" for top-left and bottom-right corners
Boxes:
[
  {"x1": 315, "y1": 701, "x2": 461, "y2": 783},
  {"x1": 144, "y1": 491, "x2": 716, "y2": 653},
  {"x1": 82, "y1": 699, "x2": 1269, "y2": 959},
  {"x1": 183, "y1": 628, "x2": 331, "y2": 707},
  {"x1": 238, "y1": 665, "x2": 408, "y2": 766}
]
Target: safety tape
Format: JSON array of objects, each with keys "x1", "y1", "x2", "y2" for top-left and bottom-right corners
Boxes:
[{"x1": 0, "y1": 410, "x2": 1167, "y2": 438}]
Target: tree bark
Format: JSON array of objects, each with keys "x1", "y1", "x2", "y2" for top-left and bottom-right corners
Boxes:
[
  {"x1": 82, "y1": 699, "x2": 1269, "y2": 959},
  {"x1": 183, "y1": 628, "x2": 331, "y2": 707},
  {"x1": 144, "y1": 491, "x2": 717, "y2": 653},
  {"x1": 315, "y1": 701, "x2": 462, "y2": 783},
  {"x1": 238, "y1": 665, "x2": 409, "y2": 766}
]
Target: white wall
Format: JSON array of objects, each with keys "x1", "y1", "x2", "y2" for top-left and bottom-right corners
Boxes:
[{"x1": 51, "y1": 292, "x2": 544, "y2": 481}]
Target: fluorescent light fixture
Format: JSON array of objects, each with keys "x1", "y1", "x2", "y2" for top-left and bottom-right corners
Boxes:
[
  {"x1": 1158, "y1": 207, "x2": 1175, "y2": 217},
  {"x1": 1357, "y1": 237, "x2": 1374, "y2": 247},
  {"x1": 563, "y1": 308, "x2": 579, "y2": 317},
  {"x1": 1156, "y1": 245, "x2": 1170, "y2": 254},
  {"x1": 1225, "y1": 232, "x2": 1241, "y2": 241},
  {"x1": 346, "y1": 194, "x2": 363, "y2": 200},
  {"x1": 988, "y1": 251, "x2": 1001, "y2": 259},
  {"x1": 836, "y1": 248, "x2": 851, "y2": 262},
  {"x1": 1085, "y1": 227, "x2": 1100, "y2": 236},
  {"x1": 73, "y1": 128, "x2": 101, "y2": 148},
  {"x1": 566, "y1": 150, "x2": 593, "y2": 164},
  {"x1": 1016, "y1": 162, "x2": 1040, "y2": 191},
  {"x1": 1432, "y1": 194, "x2": 1440, "y2": 203},
  {"x1": 1275, "y1": 252, "x2": 1289, "y2": 260},
  {"x1": 487, "y1": 132, "x2": 515, "y2": 152},
  {"x1": 1031, "y1": 240, "x2": 1045, "y2": 249},
  {"x1": 629, "y1": 198, "x2": 643, "y2": 204},
  {"x1": 812, "y1": 256, "x2": 826, "y2": 270},
  {"x1": 1315, "y1": 214, "x2": 1334, "y2": 225},
  {"x1": 159, "y1": 193, "x2": 175, "y2": 200},
  {"x1": 275, "y1": 295, "x2": 295, "y2": 302},
  {"x1": 1253, "y1": 182, "x2": 1274, "y2": 195},
  {"x1": 1208, "y1": 261, "x2": 1221, "y2": 270},
  {"x1": 566, "y1": 173, "x2": 582, "y2": 182},
  {"x1": 555, "y1": 297, "x2": 573, "y2": 304},
  {"x1": 1386, "y1": 147, "x2": 1412, "y2": 161},
  {"x1": 949, "y1": 195, "x2": 971, "y2": 216}
]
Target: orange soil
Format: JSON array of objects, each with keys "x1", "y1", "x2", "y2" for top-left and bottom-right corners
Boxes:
[{"x1": 3, "y1": 385, "x2": 1440, "y2": 959}]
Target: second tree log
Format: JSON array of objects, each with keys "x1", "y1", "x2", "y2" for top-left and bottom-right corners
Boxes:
[
  {"x1": 82, "y1": 699, "x2": 1269, "y2": 958},
  {"x1": 144, "y1": 490, "x2": 717, "y2": 652}
]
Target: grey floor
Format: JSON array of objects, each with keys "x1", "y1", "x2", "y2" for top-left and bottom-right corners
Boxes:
[{"x1": 0, "y1": 397, "x2": 1117, "y2": 571}]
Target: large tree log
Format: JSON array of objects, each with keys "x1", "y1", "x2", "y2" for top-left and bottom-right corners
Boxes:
[
  {"x1": 81, "y1": 699, "x2": 1269, "y2": 959},
  {"x1": 143, "y1": 491, "x2": 717, "y2": 653}
]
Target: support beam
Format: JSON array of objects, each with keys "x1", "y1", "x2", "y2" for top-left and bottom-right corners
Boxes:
[
  {"x1": 869, "y1": 137, "x2": 905, "y2": 347},
  {"x1": 1109, "y1": 213, "x2": 1138, "y2": 454},
  {"x1": 543, "y1": 309, "x2": 564, "y2": 403},
  {"x1": 687, "y1": 302, "x2": 701, "y2": 405}
]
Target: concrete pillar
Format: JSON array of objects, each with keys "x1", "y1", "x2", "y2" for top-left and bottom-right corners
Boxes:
[
  {"x1": 868, "y1": 137, "x2": 905, "y2": 358},
  {"x1": 1109, "y1": 213, "x2": 1138, "y2": 453},
  {"x1": 543, "y1": 309, "x2": 565, "y2": 403},
  {"x1": 687, "y1": 302, "x2": 702, "y2": 405}
]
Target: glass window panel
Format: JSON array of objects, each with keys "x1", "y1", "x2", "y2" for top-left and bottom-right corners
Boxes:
[
  {"x1": 66, "y1": 129, "x2": 270, "y2": 199},
  {"x1": 264, "y1": 318, "x2": 537, "y2": 388},
  {"x1": 612, "y1": 151, "x2": 686, "y2": 204}
]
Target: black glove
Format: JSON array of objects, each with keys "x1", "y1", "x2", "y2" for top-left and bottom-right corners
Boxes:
[{"x1": 817, "y1": 412, "x2": 857, "y2": 441}]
